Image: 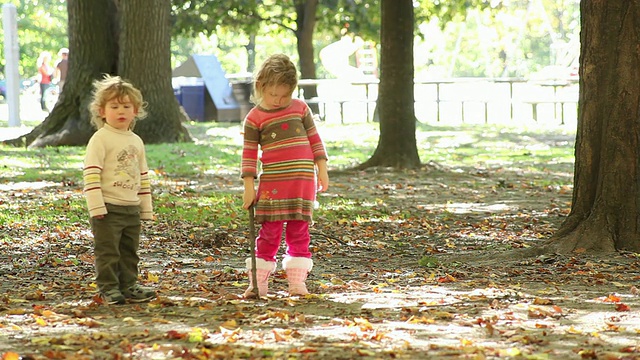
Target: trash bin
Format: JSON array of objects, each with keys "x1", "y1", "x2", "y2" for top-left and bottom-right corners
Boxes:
[
  {"x1": 232, "y1": 81, "x2": 253, "y2": 120},
  {"x1": 180, "y1": 84, "x2": 206, "y2": 121},
  {"x1": 173, "y1": 87, "x2": 182, "y2": 105}
]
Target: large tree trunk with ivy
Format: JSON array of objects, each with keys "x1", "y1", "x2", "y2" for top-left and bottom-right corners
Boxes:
[
  {"x1": 541, "y1": 1, "x2": 640, "y2": 254},
  {"x1": 3, "y1": 0, "x2": 190, "y2": 148},
  {"x1": 358, "y1": 0, "x2": 421, "y2": 169}
]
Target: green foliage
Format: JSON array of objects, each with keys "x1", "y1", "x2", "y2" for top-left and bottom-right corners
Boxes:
[
  {"x1": 0, "y1": 0, "x2": 68, "y2": 77},
  {"x1": 1, "y1": 0, "x2": 579, "y2": 80}
]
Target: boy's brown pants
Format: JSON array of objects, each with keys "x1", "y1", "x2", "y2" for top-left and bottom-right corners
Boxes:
[{"x1": 90, "y1": 204, "x2": 141, "y2": 293}]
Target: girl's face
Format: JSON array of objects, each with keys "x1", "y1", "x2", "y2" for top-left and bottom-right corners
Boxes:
[
  {"x1": 100, "y1": 96, "x2": 138, "y2": 131},
  {"x1": 261, "y1": 84, "x2": 292, "y2": 110}
]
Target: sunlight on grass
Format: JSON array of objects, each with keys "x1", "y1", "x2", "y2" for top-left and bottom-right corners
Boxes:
[
  {"x1": 0, "y1": 121, "x2": 575, "y2": 227},
  {"x1": 1, "y1": 121, "x2": 575, "y2": 183}
]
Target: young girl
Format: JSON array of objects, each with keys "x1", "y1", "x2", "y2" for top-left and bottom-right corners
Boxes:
[
  {"x1": 83, "y1": 75, "x2": 155, "y2": 305},
  {"x1": 241, "y1": 54, "x2": 329, "y2": 298}
]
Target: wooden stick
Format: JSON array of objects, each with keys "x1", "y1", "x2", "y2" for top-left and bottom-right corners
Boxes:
[{"x1": 248, "y1": 205, "x2": 260, "y2": 298}]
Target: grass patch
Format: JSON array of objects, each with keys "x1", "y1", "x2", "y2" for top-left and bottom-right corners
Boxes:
[
  {"x1": 0, "y1": 121, "x2": 575, "y2": 228},
  {"x1": 0, "y1": 121, "x2": 575, "y2": 182}
]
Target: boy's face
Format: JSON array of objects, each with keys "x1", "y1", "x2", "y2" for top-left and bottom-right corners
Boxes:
[
  {"x1": 261, "y1": 84, "x2": 292, "y2": 110},
  {"x1": 100, "y1": 96, "x2": 138, "y2": 131}
]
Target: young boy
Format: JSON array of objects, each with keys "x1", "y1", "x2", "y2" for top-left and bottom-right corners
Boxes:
[{"x1": 83, "y1": 75, "x2": 156, "y2": 304}]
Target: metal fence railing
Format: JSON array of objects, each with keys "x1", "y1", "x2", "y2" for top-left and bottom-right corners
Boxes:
[{"x1": 296, "y1": 78, "x2": 579, "y2": 126}]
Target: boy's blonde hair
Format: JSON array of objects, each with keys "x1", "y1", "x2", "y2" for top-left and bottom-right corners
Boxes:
[
  {"x1": 251, "y1": 54, "x2": 298, "y2": 105},
  {"x1": 89, "y1": 75, "x2": 148, "y2": 130}
]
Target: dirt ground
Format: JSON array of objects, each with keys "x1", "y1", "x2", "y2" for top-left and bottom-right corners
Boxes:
[{"x1": 2, "y1": 135, "x2": 640, "y2": 359}]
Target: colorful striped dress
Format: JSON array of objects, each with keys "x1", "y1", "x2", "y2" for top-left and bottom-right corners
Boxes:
[{"x1": 241, "y1": 99, "x2": 328, "y2": 224}]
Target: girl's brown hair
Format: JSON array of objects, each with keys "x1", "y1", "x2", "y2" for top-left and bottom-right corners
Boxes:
[{"x1": 251, "y1": 54, "x2": 298, "y2": 105}]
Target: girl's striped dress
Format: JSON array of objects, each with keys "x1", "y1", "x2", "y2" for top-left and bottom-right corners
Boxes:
[{"x1": 241, "y1": 99, "x2": 328, "y2": 224}]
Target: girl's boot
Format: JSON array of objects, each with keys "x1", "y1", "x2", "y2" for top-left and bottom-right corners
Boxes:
[
  {"x1": 282, "y1": 256, "x2": 313, "y2": 296},
  {"x1": 243, "y1": 258, "x2": 276, "y2": 298}
]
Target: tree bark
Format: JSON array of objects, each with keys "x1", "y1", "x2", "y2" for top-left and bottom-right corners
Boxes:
[
  {"x1": 295, "y1": 0, "x2": 319, "y2": 113},
  {"x1": 2, "y1": 0, "x2": 190, "y2": 148},
  {"x1": 547, "y1": 1, "x2": 640, "y2": 254},
  {"x1": 119, "y1": 0, "x2": 190, "y2": 143},
  {"x1": 358, "y1": 0, "x2": 421, "y2": 169}
]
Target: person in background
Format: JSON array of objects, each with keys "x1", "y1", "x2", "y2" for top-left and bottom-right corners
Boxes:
[
  {"x1": 83, "y1": 75, "x2": 156, "y2": 305},
  {"x1": 54, "y1": 48, "x2": 69, "y2": 91},
  {"x1": 36, "y1": 51, "x2": 54, "y2": 111},
  {"x1": 241, "y1": 54, "x2": 329, "y2": 298}
]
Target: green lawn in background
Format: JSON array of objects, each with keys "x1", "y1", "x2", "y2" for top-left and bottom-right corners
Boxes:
[
  {"x1": 0, "y1": 121, "x2": 576, "y2": 229},
  {"x1": 0, "y1": 121, "x2": 575, "y2": 183}
]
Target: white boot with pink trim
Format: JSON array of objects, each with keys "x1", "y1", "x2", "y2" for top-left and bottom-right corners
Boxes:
[
  {"x1": 282, "y1": 256, "x2": 313, "y2": 296},
  {"x1": 244, "y1": 258, "x2": 276, "y2": 298}
]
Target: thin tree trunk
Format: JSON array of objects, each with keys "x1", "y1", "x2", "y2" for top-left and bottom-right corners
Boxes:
[
  {"x1": 358, "y1": 0, "x2": 420, "y2": 169},
  {"x1": 295, "y1": 0, "x2": 319, "y2": 113}
]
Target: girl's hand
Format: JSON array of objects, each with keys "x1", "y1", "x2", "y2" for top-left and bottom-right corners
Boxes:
[
  {"x1": 93, "y1": 214, "x2": 105, "y2": 219},
  {"x1": 317, "y1": 170, "x2": 329, "y2": 192},
  {"x1": 242, "y1": 177, "x2": 256, "y2": 209},
  {"x1": 243, "y1": 187, "x2": 256, "y2": 209},
  {"x1": 316, "y1": 159, "x2": 329, "y2": 192}
]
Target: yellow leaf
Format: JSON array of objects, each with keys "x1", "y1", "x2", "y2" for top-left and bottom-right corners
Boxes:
[
  {"x1": 41, "y1": 310, "x2": 56, "y2": 318},
  {"x1": 533, "y1": 297, "x2": 553, "y2": 305},
  {"x1": 6, "y1": 309, "x2": 26, "y2": 315},
  {"x1": 273, "y1": 329, "x2": 288, "y2": 342},
  {"x1": 566, "y1": 326, "x2": 582, "y2": 334},
  {"x1": 34, "y1": 317, "x2": 48, "y2": 326},
  {"x1": 220, "y1": 319, "x2": 237, "y2": 330},
  {"x1": 500, "y1": 348, "x2": 521, "y2": 357},
  {"x1": 357, "y1": 349, "x2": 376, "y2": 356},
  {"x1": 188, "y1": 327, "x2": 207, "y2": 343},
  {"x1": 2, "y1": 352, "x2": 20, "y2": 360},
  {"x1": 354, "y1": 317, "x2": 373, "y2": 331},
  {"x1": 460, "y1": 338, "x2": 474, "y2": 346},
  {"x1": 147, "y1": 272, "x2": 159, "y2": 283}
]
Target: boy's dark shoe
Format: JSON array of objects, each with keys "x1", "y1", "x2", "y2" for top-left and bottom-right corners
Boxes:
[
  {"x1": 122, "y1": 284, "x2": 156, "y2": 303},
  {"x1": 101, "y1": 288, "x2": 126, "y2": 305}
]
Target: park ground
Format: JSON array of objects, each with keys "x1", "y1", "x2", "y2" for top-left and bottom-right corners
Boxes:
[{"x1": 2, "y1": 116, "x2": 640, "y2": 359}]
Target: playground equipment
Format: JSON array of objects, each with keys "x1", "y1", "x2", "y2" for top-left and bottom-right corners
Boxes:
[{"x1": 319, "y1": 35, "x2": 377, "y2": 81}]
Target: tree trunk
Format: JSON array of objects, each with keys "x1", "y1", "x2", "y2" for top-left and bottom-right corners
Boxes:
[
  {"x1": 358, "y1": 0, "x2": 421, "y2": 169},
  {"x1": 295, "y1": 0, "x2": 319, "y2": 113},
  {"x1": 547, "y1": 1, "x2": 640, "y2": 254},
  {"x1": 119, "y1": 0, "x2": 190, "y2": 143},
  {"x1": 2, "y1": 0, "x2": 190, "y2": 148}
]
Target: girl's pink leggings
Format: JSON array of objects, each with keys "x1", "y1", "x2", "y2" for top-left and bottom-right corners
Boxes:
[{"x1": 255, "y1": 220, "x2": 311, "y2": 262}]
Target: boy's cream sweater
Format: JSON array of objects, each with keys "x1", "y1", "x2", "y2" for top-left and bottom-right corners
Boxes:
[{"x1": 83, "y1": 124, "x2": 153, "y2": 219}]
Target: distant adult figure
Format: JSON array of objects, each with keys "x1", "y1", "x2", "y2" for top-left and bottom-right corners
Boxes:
[
  {"x1": 36, "y1": 51, "x2": 54, "y2": 111},
  {"x1": 54, "y1": 48, "x2": 69, "y2": 91}
]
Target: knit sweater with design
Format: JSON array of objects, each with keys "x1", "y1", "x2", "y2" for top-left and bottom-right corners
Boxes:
[
  {"x1": 83, "y1": 124, "x2": 153, "y2": 219},
  {"x1": 241, "y1": 99, "x2": 327, "y2": 223}
]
